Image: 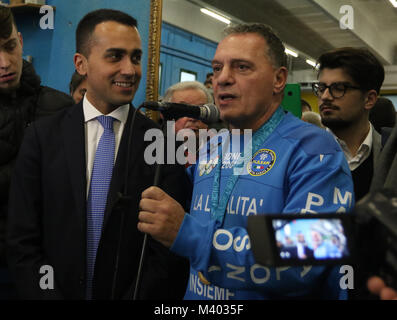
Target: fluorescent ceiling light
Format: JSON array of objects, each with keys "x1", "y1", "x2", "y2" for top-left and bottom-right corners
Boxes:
[
  {"x1": 389, "y1": 0, "x2": 397, "y2": 8},
  {"x1": 200, "y1": 8, "x2": 231, "y2": 24},
  {"x1": 285, "y1": 48, "x2": 298, "y2": 58},
  {"x1": 306, "y1": 59, "x2": 317, "y2": 67}
]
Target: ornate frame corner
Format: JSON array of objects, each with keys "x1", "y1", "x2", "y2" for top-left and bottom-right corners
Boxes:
[{"x1": 145, "y1": 0, "x2": 163, "y2": 121}]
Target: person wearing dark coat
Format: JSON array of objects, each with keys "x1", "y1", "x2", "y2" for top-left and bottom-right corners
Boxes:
[
  {"x1": 0, "y1": 7, "x2": 73, "y2": 299},
  {"x1": 7, "y1": 9, "x2": 190, "y2": 300}
]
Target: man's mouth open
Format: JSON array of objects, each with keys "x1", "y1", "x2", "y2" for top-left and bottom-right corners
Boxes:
[{"x1": 0, "y1": 73, "x2": 16, "y2": 83}]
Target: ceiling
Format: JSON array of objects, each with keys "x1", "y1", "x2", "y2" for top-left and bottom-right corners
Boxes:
[{"x1": 185, "y1": 0, "x2": 397, "y2": 71}]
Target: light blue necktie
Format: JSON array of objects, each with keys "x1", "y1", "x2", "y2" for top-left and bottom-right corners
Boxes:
[{"x1": 86, "y1": 115, "x2": 116, "y2": 299}]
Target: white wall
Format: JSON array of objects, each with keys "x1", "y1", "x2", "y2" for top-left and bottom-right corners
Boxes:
[
  {"x1": 289, "y1": 65, "x2": 397, "y2": 91},
  {"x1": 162, "y1": 0, "x2": 225, "y2": 43},
  {"x1": 384, "y1": 66, "x2": 397, "y2": 91}
]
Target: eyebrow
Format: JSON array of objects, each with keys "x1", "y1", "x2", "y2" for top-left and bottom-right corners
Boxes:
[
  {"x1": 211, "y1": 58, "x2": 251, "y2": 65},
  {"x1": 318, "y1": 81, "x2": 353, "y2": 85},
  {"x1": 105, "y1": 48, "x2": 142, "y2": 55},
  {"x1": 1, "y1": 38, "x2": 17, "y2": 48}
]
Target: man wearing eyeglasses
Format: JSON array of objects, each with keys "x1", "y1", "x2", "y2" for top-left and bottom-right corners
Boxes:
[
  {"x1": 313, "y1": 47, "x2": 385, "y2": 202},
  {"x1": 314, "y1": 48, "x2": 386, "y2": 301}
]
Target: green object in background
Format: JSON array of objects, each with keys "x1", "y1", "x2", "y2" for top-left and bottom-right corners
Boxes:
[{"x1": 282, "y1": 83, "x2": 301, "y2": 118}]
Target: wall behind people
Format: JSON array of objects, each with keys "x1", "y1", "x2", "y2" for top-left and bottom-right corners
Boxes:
[
  {"x1": 11, "y1": 0, "x2": 150, "y2": 107},
  {"x1": 301, "y1": 92, "x2": 318, "y2": 113},
  {"x1": 159, "y1": 22, "x2": 216, "y2": 97}
]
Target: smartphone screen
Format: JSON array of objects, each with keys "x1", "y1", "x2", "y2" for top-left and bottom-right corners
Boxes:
[
  {"x1": 272, "y1": 218, "x2": 350, "y2": 262},
  {"x1": 247, "y1": 213, "x2": 354, "y2": 267}
]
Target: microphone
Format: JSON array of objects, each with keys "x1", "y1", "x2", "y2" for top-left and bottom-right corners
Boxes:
[{"x1": 143, "y1": 101, "x2": 220, "y2": 123}]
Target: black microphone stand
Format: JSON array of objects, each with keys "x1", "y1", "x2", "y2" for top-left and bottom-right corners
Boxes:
[
  {"x1": 110, "y1": 104, "x2": 141, "y2": 300},
  {"x1": 132, "y1": 113, "x2": 171, "y2": 300}
]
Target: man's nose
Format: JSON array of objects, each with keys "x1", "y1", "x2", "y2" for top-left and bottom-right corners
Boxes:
[
  {"x1": 320, "y1": 87, "x2": 333, "y2": 100},
  {"x1": 120, "y1": 58, "x2": 138, "y2": 76},
  {"x1": 0, "y1": 53, "x2": 11, "y2": 70},
  {"x1": 215, "y1": 66, "x2": 234, "y2": 86}
]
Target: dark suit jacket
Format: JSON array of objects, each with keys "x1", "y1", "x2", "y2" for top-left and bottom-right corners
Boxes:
[{"x1": 7, "y1": 102, "x2": 191, "y2": 300}]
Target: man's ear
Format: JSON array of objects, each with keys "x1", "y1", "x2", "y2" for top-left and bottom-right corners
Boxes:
[
  {"x1": 74, "y1": 53, "x2": 88, "y2": 76},
  {"x1": 364, "y1": 89, "x2": 378, "y2": 111},
  {"x1": 273, "y1": 66, "x2": 288, "y2": 95}
]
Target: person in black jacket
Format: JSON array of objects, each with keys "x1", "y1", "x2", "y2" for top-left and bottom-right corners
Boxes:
[
  {"x1": 7, "y1": 8, "x2": 190, "y2": 300},
  {"x1": 0, "y1": 7, "x2": 74, "y2": 299}
]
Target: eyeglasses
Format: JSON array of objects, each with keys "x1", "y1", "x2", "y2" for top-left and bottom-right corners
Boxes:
[{"x1": 312, "y1": 82, "x2": 361, "y2": 99}]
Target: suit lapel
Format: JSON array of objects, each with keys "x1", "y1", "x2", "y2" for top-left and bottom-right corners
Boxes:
[
  {"x1": 102, "y1": 106, "x2": 146, "y2": 228},
  {"x1": 61, "y1": 102, "x2": 87, "y2": 231}
]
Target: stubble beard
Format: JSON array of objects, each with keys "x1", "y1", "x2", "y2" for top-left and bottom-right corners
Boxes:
[{"x1": 321, "y1": 115, "x2": 354, "y2": 130}]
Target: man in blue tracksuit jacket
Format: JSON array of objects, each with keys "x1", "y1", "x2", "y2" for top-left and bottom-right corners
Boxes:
[
  {"x1": 174, "y1": 110, "x2": 353, "y2": 299},
  {"x1": 138, "y1": 23, "x2": 354, "y2": 300}
]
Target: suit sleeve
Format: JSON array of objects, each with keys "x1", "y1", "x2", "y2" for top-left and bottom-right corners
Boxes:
[{"x1": 6, "y1": 124, "x2": 63, "y2": 299}]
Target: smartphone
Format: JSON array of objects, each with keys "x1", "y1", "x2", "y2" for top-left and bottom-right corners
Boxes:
[
  {"x1": 247, "y1": 213, "x2": 354, "y2": 267},
  {"x1": 281, "y1": 83, "x2": 301, "y2": 118}
]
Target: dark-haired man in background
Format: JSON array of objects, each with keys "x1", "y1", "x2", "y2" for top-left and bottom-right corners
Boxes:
[
  {"x1": 69, "y1": 70, "x2": 87, "y2": 103},
  {"x1": 7, "y1": 8, "x2": 190, "y2": 300},
  {"x1": 313, "y1": 47, "x2": 385, "y2": 300},
  {"x1": 0, "y1": 7, "x2": 73, "y2": 298},
  {"x1": 314, "y1": 47, "x2": 385, "y2": 202}
]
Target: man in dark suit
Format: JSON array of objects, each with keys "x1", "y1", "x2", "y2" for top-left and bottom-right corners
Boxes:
[{"x1": 7, "y1": 9, "x2": 190, "y2": 300}]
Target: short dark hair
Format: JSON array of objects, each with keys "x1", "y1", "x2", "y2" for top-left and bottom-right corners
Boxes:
[
  {"x1": 76, "y1": 9, "x2": 138, "y2": 56},
  {"x1": 223, "y1": 23, "x2": 287, "y2": 69},
  {"x1": 0, "y1": 6, "x2": 16, "y2": 39},
  {"x1": 69, "y1": 71, "x2": 86, "y2": 95},
  {"x1": 317, "y1": 47, "x2": 385, "y2": 94},
  {"x1": 301, "y1": 99, "x2": 312, "y2": 112}
]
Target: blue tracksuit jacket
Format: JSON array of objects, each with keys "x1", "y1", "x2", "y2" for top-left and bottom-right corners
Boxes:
[{"x1": 171, "y1": 110, "x2": 354, "y2": 300}]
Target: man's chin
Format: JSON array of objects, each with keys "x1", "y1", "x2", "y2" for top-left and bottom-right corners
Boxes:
[
  {"x1": 110, "y1": 96, "x2": 134, "y2": 107},
  {"x1": 220, "y1": 112, "x2": 236, "y2": 126},
  {"x1": 0, "y1": 82, "x2": 20, "y2": 94},
  {"x1": 321, "y1": 117, "x2": 351, "y2": 129}
]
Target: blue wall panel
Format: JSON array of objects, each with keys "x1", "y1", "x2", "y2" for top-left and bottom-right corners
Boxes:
[
  {"x1": 14, "y1": 10, "x2": 53, "y2": 87},
  {"x1": 159, "y1": 22, "x2": 217, "y2": 97}
]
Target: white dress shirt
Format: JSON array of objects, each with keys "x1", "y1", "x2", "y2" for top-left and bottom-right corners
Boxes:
[
  {"x1": 327, "y1": 124, "x2": 373, "y2": 171},
  {"x1": 83, "y1": 95, "x2": 129, "y2": 196}
]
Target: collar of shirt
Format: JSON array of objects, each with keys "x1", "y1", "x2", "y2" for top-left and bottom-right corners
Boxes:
[
  {"x1": 83, "y1": 95, "x2": 130, "y2": 196},
  {"x1": 326, "y1": 124, "x2": 373, "y2": 171},
  {"x1": 83, "y1": 95, "x2": 129, "y2": 125}
]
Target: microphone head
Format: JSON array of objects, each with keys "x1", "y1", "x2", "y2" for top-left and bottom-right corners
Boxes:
[
  {"x1": 202, "y1": 104, "x2": 220, "y2": 123},
  {"x1": 143, "y1": 101, "x2": 163, "y2": 111}
]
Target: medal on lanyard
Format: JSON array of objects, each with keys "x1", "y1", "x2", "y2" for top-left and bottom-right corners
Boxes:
[{"x1": 210, "y1": 107, "x2": 285, "y2": 225}]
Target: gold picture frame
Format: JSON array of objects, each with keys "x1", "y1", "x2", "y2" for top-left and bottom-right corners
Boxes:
[{"x1": 145, "y1": 0, "x2": 163, "y2": 121}]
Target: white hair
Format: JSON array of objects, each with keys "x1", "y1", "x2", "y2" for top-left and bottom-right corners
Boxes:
[
  {"x1": 302, "y1": 111, "x2": 324, "y2": 128},
  {"x1": 163, "y1": 81, "x2": 214, "y2": 104}
]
